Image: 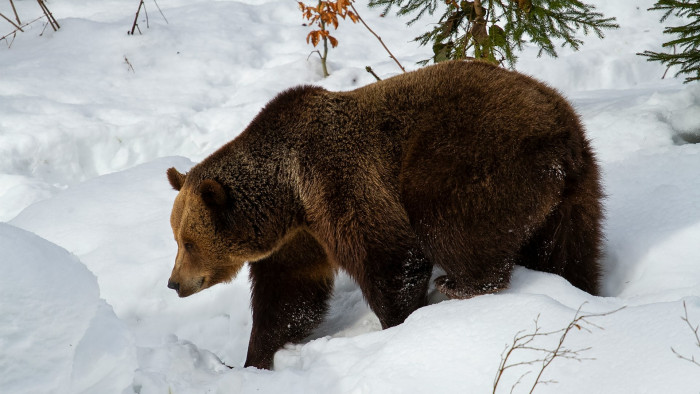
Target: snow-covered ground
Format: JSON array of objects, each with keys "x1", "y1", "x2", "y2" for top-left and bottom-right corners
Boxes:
[{"x1": 1, "y1": 0, "x2": 699, "y2": 393}]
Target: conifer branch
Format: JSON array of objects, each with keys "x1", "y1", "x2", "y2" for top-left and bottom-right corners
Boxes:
[
  {"x1": 369, "y1": 0, "x2": 618, "y2": 67},
  {"x1": 638, "y1": 0, "x2": 700, "y2": 83}
]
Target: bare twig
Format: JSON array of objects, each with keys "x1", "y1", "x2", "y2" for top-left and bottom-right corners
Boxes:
[
  {"x1": 1, "y1": 15, "x2": 45, "y2": 41},
  {"x1": 348, "y1": 2, "x2": 405, "y2": 73},
  {"x1": 681, "y1": 301, "x2": 700, "y2": 348},
  {"x1": 39, "y1": 18, "x2": 49, "y2": 36},
  {"x1": 129, "y1": 0, "x2": 145, "y2": 35},
  {"x1": 37, "y1": 0, "x2": 59, "y2": 31},
  {"x1": 307, "y1": 49, "x2": 326, "y2": 64},
  {"x1": 671, "y1": 348, "x2": 700, "y2": 367},
  {"x1": 1, "y1": 1, "x2": 60, "y2": 48},
  {"x1": 9, "y1": 0, "x2": 21, "y2": 25},
  {"x1": 143, "y1": 1, "x2": 150, "y2": 29},
  {"x1": 671, "y1": 300, "x2": 700, "y2": 368},
  {"x1": 509, "y1": 370, "x2": 531, "y2": 394},
  {"x1": 365, "y1": 66, "x2": 381, "y2": 81},
  {"x1": 0, "y1": 11, "x2": 23, "y2": 31},
  {"x1": 124, "y1": 56, "x2": 135, "y2": 73},
  {"x1": 1, "y1": 30, "x2": 15, "y2": 48},
  {"x1": 493, "y1": 303, "x2": 625, "y2": 394},
  {"x1": 152, "y1": 0, "x2": 169, "y2": 24}
]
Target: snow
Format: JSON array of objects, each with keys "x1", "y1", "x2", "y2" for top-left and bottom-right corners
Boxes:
[
  {"x1": 0, "y1": 224, "x2": 135, "y2": 394},
  {"x1": 1, "y1": 0, "x2": 699, "y2": 393}
]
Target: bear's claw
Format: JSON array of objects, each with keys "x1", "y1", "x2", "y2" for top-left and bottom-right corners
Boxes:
[
  {"x1": 434, "y1": 275, "x2": 505, "y2": 300},
  {"x1": 434, "y1": 275, "x2": 476, "y2": 300}
]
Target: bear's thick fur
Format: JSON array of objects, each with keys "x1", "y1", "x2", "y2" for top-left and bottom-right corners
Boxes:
[{"x1": 166, "y1": 60, "x2": 603, "y2": 370}]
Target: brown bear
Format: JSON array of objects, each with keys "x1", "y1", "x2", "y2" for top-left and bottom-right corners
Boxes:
[{"x1": 165, "y1": 60, "x2": 603, "y2": 370}]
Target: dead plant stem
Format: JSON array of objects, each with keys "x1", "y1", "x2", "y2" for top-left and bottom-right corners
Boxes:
[
  {"x1": 9, "y1": 0, "x2": 21, "y2": 25},
  {"x1": 0, "y1": 11, "x2": 23, "y2": 31},
  {"x1": 348, "y1": 2, "x2": 405, "y2": 73}
]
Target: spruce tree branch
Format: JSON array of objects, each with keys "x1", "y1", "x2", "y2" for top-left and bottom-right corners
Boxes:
[
  {"x1": 370, "y1": 0, "x2": 617, "y2": 67},
  {"x1": 640, "y1": 0, "x2": 700, "y2": 82}
]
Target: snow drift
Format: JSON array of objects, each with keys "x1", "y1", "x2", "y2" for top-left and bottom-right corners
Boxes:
[
  {"x1": 0, "y1": 224, "x2": 136, "y2": 394},
  {"x1": 1, "y1": 0, "x2": 700, "y2": 393}
]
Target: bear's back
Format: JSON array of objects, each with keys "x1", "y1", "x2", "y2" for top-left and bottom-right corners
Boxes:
[
  {"x1": 350, "y1": 60, "x2": 579, "y2": 143},
  {"x1": 335, "y1": 61, "x2": 586, "y2": 181}
]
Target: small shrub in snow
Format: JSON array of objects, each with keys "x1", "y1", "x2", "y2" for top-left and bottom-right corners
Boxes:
[
  {"x1": 299, "y1": 0, "x2": 360, "y2": 77},
  {"x1": 493, "y1": 304, "x2": 624, "y2": 394},
  {"x1": 299, "y1": 0, "x2": 405, "y2": 77},
  {"x1": 671, "y1": 301, "x2": 700, "y2": 368},
  {"x1": 0, "y1": 0, "x2": 59, "y2": 47},
  {"x1": 128, "y1": 0, "x2": 168, "y2": 35}
]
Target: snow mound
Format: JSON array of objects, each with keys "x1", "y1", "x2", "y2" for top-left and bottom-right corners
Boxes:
[
  {"x1": 2, "y1": 0, "x2": 700, "y2": 392},
  {"x1": 211, "y1": 292, "x2": 700, "y2": 394},
  {"x1": 0, "y1": 224, "x2": 136, "y2": 394},
  {"x1": 10, "y1": 157, "x2": 196, "y2": 315}
]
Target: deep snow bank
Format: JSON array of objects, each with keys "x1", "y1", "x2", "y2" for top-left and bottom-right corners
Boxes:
[
  {"x1": 10, "y1": 156, "x2": 257, "y2": 373},
  {"x1": 8, "y1": 153, "x2": 700, "y2": 393},
  {"x1": 0, "y1": 223, "x2": 136, "y2": 394},
  {"x1": 218, "y1": 290, "x2": 700, "y2": 394},
  {"x1": 2, "y1": 0, "x2": 700, "y2": 392}
]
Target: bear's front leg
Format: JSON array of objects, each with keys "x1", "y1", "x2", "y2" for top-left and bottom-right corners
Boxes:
[{"x1": 245, "y1": 230, "x2": 334, "y2": 370}]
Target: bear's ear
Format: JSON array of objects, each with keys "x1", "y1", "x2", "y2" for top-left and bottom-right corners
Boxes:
[
  {"x1": 199, "y1": 179, "x2": 227, "y2": 208},
  {"x1": 167, "y1": 167, "x2": 186, "y2": 191}
]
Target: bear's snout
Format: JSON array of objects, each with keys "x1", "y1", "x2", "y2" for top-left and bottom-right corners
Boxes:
[
  {"x1": 167, "y1": 275, "x2": 206, "y2": 297},
  {"x1": 167, "y1": 279, "x2": 180, "y2": 292}
]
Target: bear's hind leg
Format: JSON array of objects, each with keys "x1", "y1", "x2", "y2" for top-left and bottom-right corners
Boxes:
[
  {"x1": 350, "y1": 232, "x2": 433, "y2": 329},
  {"x1": 245, "y1": 230, "x2": 334, "y2": 370},
  {"x1": 409, "y1": 217, "x2": 519, "y2": 300},
  {"x1": 517, "y1": 168, "x2": 603, "y2": 295}
]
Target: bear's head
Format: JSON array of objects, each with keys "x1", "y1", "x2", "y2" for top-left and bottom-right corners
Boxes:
[{"x1": 165, "y1": 167, "x2": 273, "y2": 297}]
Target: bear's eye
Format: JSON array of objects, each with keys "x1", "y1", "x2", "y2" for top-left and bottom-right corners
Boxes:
[{"x1": 184, "y1": 242, "x2": 194, "y2": 252}]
